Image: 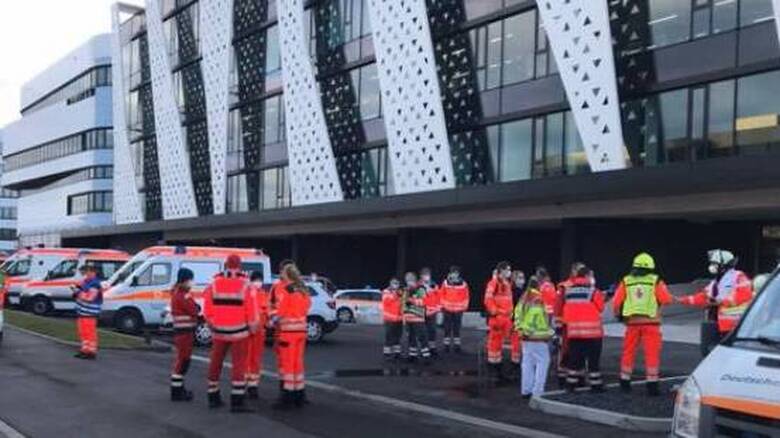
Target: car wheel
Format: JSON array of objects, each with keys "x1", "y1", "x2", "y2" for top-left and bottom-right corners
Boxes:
[
  {"x1": 306, "y1": 317, "x2": 325, "y2": 344},
  {"x1": 115, "y1": 308, "x2": 144, "y2": 334},
  {"x1": 29, "y1": 296, "x2": 53, "y2": 316},
  {"x1": 336, "y1": 307, "x2": 354, "y2": 323},
  {"x1": 194, "y1": 322, "x2": 213, "y2": 347}
]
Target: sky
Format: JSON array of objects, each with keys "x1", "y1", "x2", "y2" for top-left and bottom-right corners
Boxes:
[{"x1": 0, "y1": 0, "x2": 143, "y2": 128}]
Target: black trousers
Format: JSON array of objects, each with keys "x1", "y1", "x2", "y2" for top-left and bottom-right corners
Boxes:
[
  {"x1": 384, "y1": 322, "x2": 403, "y2": 356},
  {"x1": 566, "y1": 338, "x2": 603, "y2": 386},
  {"x1": 406, "y1": 322, "x2": 430, "y2": 358},
  {"x1": 425, "y1": 314, "x2": 438, "y2": 350},
  {"x1": 442, "y1": 312, "x2": 463, "y2": 344}
]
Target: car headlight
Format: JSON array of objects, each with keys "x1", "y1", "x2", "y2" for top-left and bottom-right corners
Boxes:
[{"x1": 673, "y1": 377, "x2": 701, "y2": 438}]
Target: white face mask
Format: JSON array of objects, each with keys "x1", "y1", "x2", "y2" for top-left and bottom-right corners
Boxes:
[
  {"x1": 389, "y1": 281, "x2": 400, "y2": 289},
  {"x1": 708, "y1": 264, "x2": 719, "y2": 275},
  {"x1": 252, "y1": 280, "x2": 262, "y2": 288},
  {"x1": 515, "y1": 278, "x2": 525, "y2": 288},
  {"x1": 421, "y1": 274, "x2": 431, "y2": 283},
  {"x1": 501, "y1": 269, "x2": 512, "y2": 279}
]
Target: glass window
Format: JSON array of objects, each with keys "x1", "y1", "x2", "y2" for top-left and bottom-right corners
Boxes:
[
  {"x1": 645, "y1": 89, "x2": 689, "y2": 164},
  {"x1": 486, "y1": 21, "x2": 502, "y2": 90},
  {"x1": 545, "y1": 113, "x2": 565, "y2": 176},
  {"x1": 707, "y1": 79, "x2": 735, "y2": 156},
  {"x1": 502, "y1": 11, "x2": 535, "y2": 85},
  {"x1": 262, "y1": 168, "x2": 279, "y2": 210},
  {"x1": 359, "y1": 63, "x2": 380, "y2": 120},
  {"x1": 564, "y1": 111, "x2": 588, "y2": 175},
  {"x1": 48, "y1": 260, "x2": 78, "y2": 280},
  {"x1": 712, "y1": 0, "x2": 737, "y2": 34},
  {"x1": 500, "y1": 119, "x2": 532, "y2": 182},
  {"x1": 739, "y1": 0, "x2": 774, "y2": 27},
  {"x1": 736, "y1": 70, "x2": 780, "y2": 154},
  {"x1": 135, "y1": 263, "x2": 172, "y2": 286},
  {"x1": 93, "y1": 261, "x2": 125, "y2": 280},
  {"x1": 179, "y1": 262, "x2": 221, "y2": 285},
  {"x1": 647, "y1": 0, "x2": 692, "y2": 48},
  {"x1": 266, "y1": 25, "x2": 281, "y2": 73},
  {"x1": 264, "y1": 96, "x2": 280, "y2": 144}
]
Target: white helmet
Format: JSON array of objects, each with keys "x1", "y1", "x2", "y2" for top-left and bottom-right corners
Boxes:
[{"x1": 707, "y1": 249, "x2": 736, "y2": 274}]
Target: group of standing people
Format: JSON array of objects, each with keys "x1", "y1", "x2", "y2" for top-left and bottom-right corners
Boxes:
[
  {"x1": 169, "y1": 256, "x2": 311, "y2": 412},
  {"x1": 385, "y1": 248, "x2": 754, "y2": 399},
  {"x1": 381, "y1": 267, "x2": 472, "y2": 363}
]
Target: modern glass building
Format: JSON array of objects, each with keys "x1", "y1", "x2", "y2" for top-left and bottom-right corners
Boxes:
[
  {"x1": 0, "y1": 130, "x2": 19, "y2": 252},
  {"x1": 67, "y1": 0, "x2": 780, "y2": 288},
  {"x1": 2, "y1": 35, "x2": 114, "y2": 247}
]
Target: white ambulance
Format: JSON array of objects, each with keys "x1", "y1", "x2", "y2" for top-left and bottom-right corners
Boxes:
[
  {"x1": 3, "y1": 248, "x2": 92, "y2": 306},
  {"x1": 99, "y1": 246, "x2": 271, "y2": 333},
  {"x1": 673, "y1": 268, "x2": 780, "y2": 437},
  {"x1": 19, "y1": 249, "x2": 131, "y2": 315}
]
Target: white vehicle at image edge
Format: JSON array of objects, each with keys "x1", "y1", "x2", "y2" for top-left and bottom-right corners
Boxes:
[
  {"x1": 162, "y1": 281, "x2": 339, "y2": 345},
  {"x1": 672, "y1": 267, "x2": 780, "y2": 437},
  {"x1": 333, "y1": 288, "x2": 382, "y2": 324}
]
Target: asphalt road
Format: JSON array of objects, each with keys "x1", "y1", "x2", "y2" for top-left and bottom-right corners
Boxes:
[{"x1": 0, "y1": 322, "x2": 702, "y2": 438}]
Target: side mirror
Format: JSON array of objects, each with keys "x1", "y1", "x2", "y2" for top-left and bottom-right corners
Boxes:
[{"x1": 130, "y1": 276, "x2": 138, "y2": 287}]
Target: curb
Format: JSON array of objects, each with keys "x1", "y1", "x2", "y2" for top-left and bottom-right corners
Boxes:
[
  {"x1": 6, "y1": 324, "x2": 171, "y2": 352},
  {"x1": 529, "y1": 376, "x2": 686, "y2": 432}
]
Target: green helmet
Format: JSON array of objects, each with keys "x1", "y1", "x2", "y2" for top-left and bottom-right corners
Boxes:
[{"x1": 632, "y1": 253, "x2": 655, "y2": 270}]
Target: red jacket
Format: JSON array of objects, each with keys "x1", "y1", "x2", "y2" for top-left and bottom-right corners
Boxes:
[
  {"x1": 382, "y1": 288, "x2": 403, "y2": 322},
  {"x1": 276, "y1": 282, "x2": 311, "y2": 332},
  {"x1": 678, "y1": 269, "x2": 752, "y2": 333},
  {"x1": 423, "y1": 282, "x2": 441, "y2": 316},
  {"x1": 269, "y1": 278, "x2": 291, "y2": 319},
  {"x1": 203, "y1": 271, "x2": 257, "y2": 341},
  {"x1": 170, "y1": 285, "x2": 199, "y2": 333},
  {"x1": 440, "y1": 280, "x2": 470, "y2": 313},
  {"x1": 484, "y1": 277, "x2": 513, "y2": 318},
  {"x1": 556, "y1": 276, "x2": 605, "y2": 339}
]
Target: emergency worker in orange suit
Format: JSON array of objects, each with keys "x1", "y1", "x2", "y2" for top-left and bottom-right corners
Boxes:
[
  {"x1": 554, "y1": 262, "x2": 585, "y2": 386},
  {"x1": 270, "y1": 263, "x2": 312, "y2": 410},
  {"x1": 420, "y1": 267, "x2": 441, "y2": 357},
  {"x1": 677, "y1": 249, "x2": 753, "y2": 348},
  {"x1": 484, "y1": 261, "x2": 514, "y2": 381},
  {"x1": 382, "y1": 277, "x2": 404, "y2": 360},
  {"x1": 440, "y1": 266, "x2": 470, "y2": 353},
  {"x1": 203, "y1": 254, "x2": 258, "y2": 412},
  {"x1": 557, "y1": 265, "x2": 605, "y2": 392},
  {"x1": 612, "y1": 253, "x2": 674, "y2": 396},
  {"x1": 246, "y1": 271, "x2": 269, "y2": 400},
  {"x1": 536, "y1": 267, "x2": 558, "y2": 317},
  {"x1": 509, "y1": 270, "x2": 526, "y2": 365},
  {"x1": 72, "y1": 264, "x2": 103, "y2": 360},
  {"x1": 170, "y1": 268, "x2": 198, "y2": 402}
]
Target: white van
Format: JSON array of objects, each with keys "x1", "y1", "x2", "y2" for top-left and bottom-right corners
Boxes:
[
  {"x1": 673, "y1": 268, "x2": 780, "y2": 437},
  {"x1": 3, "y1": 248, "x2": 93, "y2": 306},
  {"x1": 19, "y1": 249, "x2": 130, "y2": 315},
  {"x1": 100, "y1": 246, "x2": 271, "y2": 333}
]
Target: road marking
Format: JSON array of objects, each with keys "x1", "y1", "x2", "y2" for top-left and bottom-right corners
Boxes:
[
  {"x1": 0, "y1": 418, "x2": 26, "y2": 438},
  {"x1": 190, "y1": 354, "x2": 566, "y2": 438}
]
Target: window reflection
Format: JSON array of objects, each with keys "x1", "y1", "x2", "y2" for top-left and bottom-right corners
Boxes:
[{"x1": 736, "y1": 70, "x2": 780, "y2": 154}]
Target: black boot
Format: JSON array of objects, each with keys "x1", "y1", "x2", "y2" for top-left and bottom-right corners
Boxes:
[
  {"x1": 231, "y1": 393, "x2": 253, "y2": 413},
  {"x1": 454, "y1": 345, "x2": 462, "y2": 354},
  {"x1": 208, "y1": 391, "x2": 224, "y2": 409},
  {"x1": 247, "y1": 386, "x2": 259, "y2": 400},
  {"x1": 444, "y1": 345, "x2": 451, "y2": 353},
  {"x1": 619, "y1": 379, "x2": 632, "y2": 393},
  {"x1": 0, "y1": 331, "x2": 4, "y2": 345},
  {"x1": 272, "y1": 390, "x2": 294, "y2": 411},
  {"x1": 171, "y1": 386, "x2": 194, "y2": 402},
  {"x1": 646, "y1": 381, "x2": 660, "y2": 397},
  {"x1": 297, "y1": 389, "x2": 310, "y2": 406}
]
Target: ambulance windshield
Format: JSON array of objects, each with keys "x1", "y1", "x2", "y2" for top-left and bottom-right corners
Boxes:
[{"x1": 733, "y1": 272, "x2": 780, "y2": 347}]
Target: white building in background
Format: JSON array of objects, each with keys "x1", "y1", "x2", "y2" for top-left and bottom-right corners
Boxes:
[
  {"x1": 1, "y1": 35, "x2": 114, "y2": 248},
  {"x1": 0, "y1": 130, "x2": 18, "y2": 252}
]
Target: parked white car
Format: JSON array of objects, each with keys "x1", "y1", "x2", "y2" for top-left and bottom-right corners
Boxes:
[
  {"x1": 334, "y1": 288, "x2": 382, "y2": 324},
  {"x1": 162, "y1": 281, "x2": 339, "y2": 345}
]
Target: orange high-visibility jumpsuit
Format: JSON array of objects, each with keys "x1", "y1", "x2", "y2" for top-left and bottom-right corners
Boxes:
[
  {"x1": 275, "y1": 283, "x2": 312, "y2": 393},
  {"x1": 203, "y1": 272, "x2": 257, "y2": 402},
  {"x1": 440, "y1": 280, "x2": 469, "y2": 350},
  {"x1": 246, "y1": 283, "x2": 269, "y2": 392},
  {"x1": 678, "y1": 269, "x2": 752, "y2": 335},
  {"x1": 612, "y1": 278, "x2": 673, "y2": 382},
  {"x1": 382, "y1": 288, "x2": 404, "y2": 358},
  {"x1": 558, "y1": 277, "x2": 605, "y2": 389},
  {"x1": 484, "y1": 276, "x2": 513, "y2": 364},
  {"x1": 74, "y1": 277, "x2": 103, "y2": 356}
]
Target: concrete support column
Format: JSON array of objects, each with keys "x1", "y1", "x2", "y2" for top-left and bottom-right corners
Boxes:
[
  {"x1": 559, "y1": 220, "x2": 579, "y2": 279},
  {"x1": 396, "y1": 229, "x2": 409, "y2": 278}
]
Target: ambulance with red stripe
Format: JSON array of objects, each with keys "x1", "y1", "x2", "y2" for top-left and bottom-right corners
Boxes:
[
  {"x1": 673, "y1": 267, "x2": 780, "y2": 437},
  {"x1": 19, "y1": 249, "x2": 130, "y2": 315},
  {"x1": 99, "y1": 246, "x2": 270, "y2": 334},
  {"x1": 3, "y1": 248, "x2": 93, "y2": 307}
]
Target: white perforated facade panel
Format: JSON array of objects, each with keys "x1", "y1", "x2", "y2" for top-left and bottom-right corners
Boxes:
[
  {"x1": 110, "y1": 4, "x2": 144, "y2": 225},
  {"x1": 537, "y1": 0, "x2": 629, "y2": 171},
  {"x1": 366, "y1": 0, "x2": 455, "y2": 194},
  {"x1": 200, "y1": 0, "x2": 233, "y2": 215},
  {"x1": 276, "y1": 0, "x2": 344, "y2": 206},
  {"x1": 145, "y1": 0, "x2": 199, "y2": 219}
]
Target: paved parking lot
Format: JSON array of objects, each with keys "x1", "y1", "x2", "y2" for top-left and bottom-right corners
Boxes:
[{"x1": 0, "y1": 321, "x2": 701, "y2": 438}]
